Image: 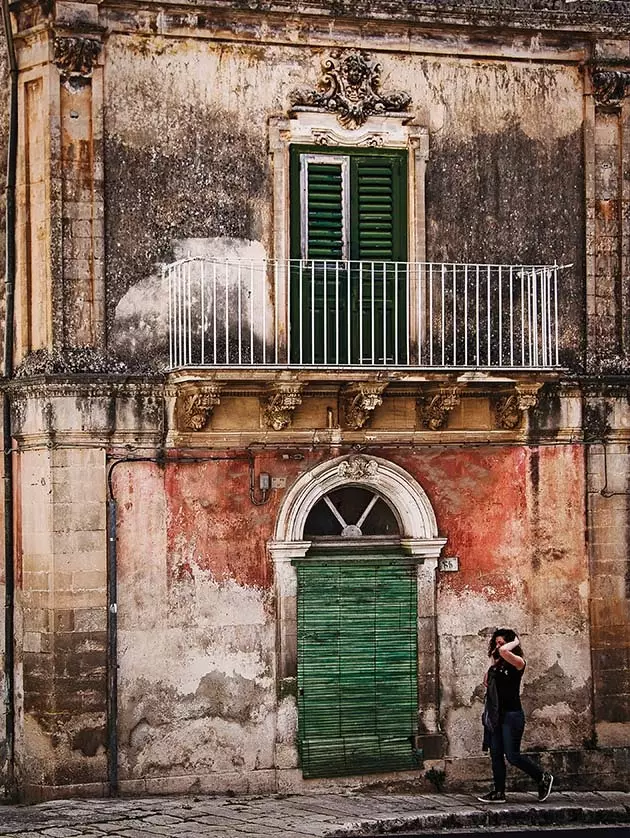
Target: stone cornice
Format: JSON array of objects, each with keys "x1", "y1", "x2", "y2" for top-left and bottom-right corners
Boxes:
[
  {"x1": 5, "y1": 375, "x2": 164, "y2": 399},
  {"x1": 9, "y1": 0, "x2": 624, "y2": 41},
  {"x1": 96, "y1": 1, "x2": 630, "y2": 34}
]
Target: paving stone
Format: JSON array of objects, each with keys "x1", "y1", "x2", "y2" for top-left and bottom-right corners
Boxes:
[{"x1": 1, "y1": 791, "x2": 630, "y2": 838}]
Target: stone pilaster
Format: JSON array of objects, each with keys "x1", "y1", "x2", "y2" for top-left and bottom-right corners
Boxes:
[
  {"x1": 16, "y1": 442, "x2": 108, "y2": 795},
  {"x1": 53, "y1": 23, "x2": 105, "y2": 351},
  {"x1": 586, "y1": 60, "x2": 630, "y2": 369},
  {"x1": 14, "y1": 4, "x2": 105, "y2": 365},
  {"x1": 10, "y1": 378, "x2": 163, "y2": 797}
]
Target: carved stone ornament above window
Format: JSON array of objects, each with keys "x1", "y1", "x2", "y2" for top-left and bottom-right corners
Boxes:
[
  {"x1": 592, "y1": 70, "x2": 630, "y2": 110},
  {"x1": 337, "y1": 455, "x2": 379, "y2": 481},
  {"x1": 289, "y1": 49, "x2": 411, "y2": 130},
  {"x1": 262, "y1": 382, "x2": 304, "y2": 431},
  {"x1": 53, "y1": 36, "x2": 102, "y2": 80},
  {"x1": 176, "y1": 383, "x2": 223, "y2": 432}
]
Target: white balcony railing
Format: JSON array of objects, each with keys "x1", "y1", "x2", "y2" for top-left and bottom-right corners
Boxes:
[{"x1": 166, "y1": 258, "x2": 564, "y2": 371}]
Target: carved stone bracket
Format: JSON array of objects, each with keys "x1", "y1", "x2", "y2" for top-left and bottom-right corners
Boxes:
[
  {"x1": 338, "y1": 455, "x2": 379, "y2": 481},
  {"x1": 53, "y1": 36, "x2": 102, "y2": 80},
  {"x1": 592, "y1": 70, "x2": 630, "y2": 110},
  {"x1": 262, "y1": 383, "x2": 304, "y2": 431},
  {"x1": 342, "y1": 382, "x2": 388, "y2": 430},
  {"x1": 418, "y1": 387, "x2": 461, "y2": 431},
  {"x1": 289, "y1": 49, "x2": 411, "y2": 129},
  {"x1": 495, "y1": 384, "x2": 542, "y2": 430},
  {"x1": 177, "y1": 384, "x2": 223, "y2": 431}
]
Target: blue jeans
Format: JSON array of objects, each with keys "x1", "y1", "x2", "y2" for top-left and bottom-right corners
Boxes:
[{"x1": 489, "y1": 710, "x2": 543, "y2": 792}]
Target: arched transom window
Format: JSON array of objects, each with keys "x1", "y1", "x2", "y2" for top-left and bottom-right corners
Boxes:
[{"x1": 304, "y1": 486, "x2": 400, "y2": 539}]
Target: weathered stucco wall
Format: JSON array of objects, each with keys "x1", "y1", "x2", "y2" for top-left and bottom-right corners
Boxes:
[
  {"x1": 113, "y1": 442, "x2": 588, "y2": 791},
  {"x1": 104, "y1": 38, "x2": 585, "y2": 371}
]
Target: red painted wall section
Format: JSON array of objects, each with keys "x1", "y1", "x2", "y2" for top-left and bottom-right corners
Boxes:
[
  {"x1": 162, "y1": 452, "x2": 320, "y2": 589},
  {"x1": 115, "y1": 445, "x2": 585, "y2": 601},
  {"x1": 392, "y1": 446, "x2": 530, "y2": 598}
]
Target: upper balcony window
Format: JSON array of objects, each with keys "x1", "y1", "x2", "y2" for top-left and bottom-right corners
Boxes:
[
  {"x1": 165, "y1": 111, "x2": 563, "y2": 373},
  {"x1": 290, "y1": 146, "x2": 407, "y2": 365}
]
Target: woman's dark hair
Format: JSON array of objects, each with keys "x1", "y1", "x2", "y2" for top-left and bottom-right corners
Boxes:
[{"x1": 488, "y1": 627, "x2": 524, "y2": 658}]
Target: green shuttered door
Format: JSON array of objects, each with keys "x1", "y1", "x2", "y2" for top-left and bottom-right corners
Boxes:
[
  {"x1": 290, "y1": 147, "x2": 407, "y2": 365},
  {"x1": 296, "y1": 557, "x2": 418, "y2": 778}
]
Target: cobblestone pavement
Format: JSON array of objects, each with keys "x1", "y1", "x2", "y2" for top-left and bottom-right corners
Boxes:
[{"x1": 0, "y1": 790, "x2": 629, "y2": 837}]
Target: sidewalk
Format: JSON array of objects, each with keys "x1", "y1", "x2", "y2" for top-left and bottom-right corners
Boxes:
[{"x1": 1, "y1": 790, "x2": 630, "y2": 837}]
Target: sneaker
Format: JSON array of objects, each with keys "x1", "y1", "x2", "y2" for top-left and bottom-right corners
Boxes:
[
  {"x1": 477, "y1": 789, "x2": 506, "y2": 803},
  {"x1": 538, "y1": 771, "x2": 554, "y2": 802}
]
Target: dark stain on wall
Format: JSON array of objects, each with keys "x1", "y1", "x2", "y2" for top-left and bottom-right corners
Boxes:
[
  {"x1": 426, "y1": 126, "x2": 585, "y2": 371},
  {"x1": 104, "y1": 104, "x2": 268, "y2": 361},
  {"x1": 0, "y1": 21, "x2": 9, "y2": 348},
  {"x1": 71, "y1": 726, "x2": 106, "y2": 758}
]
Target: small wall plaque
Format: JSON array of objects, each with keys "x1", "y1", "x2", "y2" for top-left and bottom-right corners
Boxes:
[{"x1": 439, "y1": 556, "x2": 459, "y2": 572}]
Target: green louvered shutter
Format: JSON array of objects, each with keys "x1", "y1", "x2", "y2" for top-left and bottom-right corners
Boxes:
[
  {"x1": 305, "y1": 161, "x2": 345, "y2": 259},
  {"x1": 351, "y1": 155, "x2": 407, "y2": 364},
  {"x1": 290, "y1": 155, "x2": 350, "y2": 363},
  {"x1": 352, "y1": 155, "x2": 406, "y2": 261},
  {"x1": 296, "y1": 556, "x2": 419, "y2": 778}
]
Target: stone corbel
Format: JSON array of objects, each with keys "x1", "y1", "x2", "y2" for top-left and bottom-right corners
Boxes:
[
  {"x1": 177, "y1": 383, "x2": 223, "y2": 432},
  {"x1": 53, "y1": 36, "x2": 102, "y2": 82},
  {"x1": 342, "y1": 382, "x2": 388, "y2": 430},
  {"x1": 495, "y1": 383, "x2": 542, "y2": 430},
  {"x1": 262, "y1": 383, "x2": 304, "y2": 431},
  {"x1": 592, "y1": 69, "x2": 630, "y2": 111},
  {"x1": 418, "y1": 387, "x2": 461, "y2": 431}
]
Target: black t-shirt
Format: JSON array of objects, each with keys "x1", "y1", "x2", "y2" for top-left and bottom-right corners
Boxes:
[{"x1": 492, "y1": 659, "x2": 524, "y2": 714}]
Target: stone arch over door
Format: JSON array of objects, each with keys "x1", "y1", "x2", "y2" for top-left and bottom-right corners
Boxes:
[{"x1": 268, "y1": 454, "x2": 447, "y2": 769}]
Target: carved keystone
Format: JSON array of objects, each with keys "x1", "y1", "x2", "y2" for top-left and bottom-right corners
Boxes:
[
  {"x1": 289, "y1": 49, "x2": 411, "y2": 129},
  {"x1": 53, "y1": 37, "x2": 102, "y2": 80},
  {"x1": 262, "y1": 383, "x2": 304, "y2": 431},
  {"x1": 177, "y1": 383, "x2": 223, "y2": 431},
  {"x1": 418, "y1": 387, "x2": 461, "y2": 431},
  {"x1": 338, "y1": 455, "x2": 378, "y2": 481},
  {"x1": 593, "y1": 70, "x2": 630, "y2": 110},
  {"x1": 342, "y1": 382, "x2": 387, "y2": 430},
  {"x1": 495, "y1": 383, "x2": 542, "y2": 430}
]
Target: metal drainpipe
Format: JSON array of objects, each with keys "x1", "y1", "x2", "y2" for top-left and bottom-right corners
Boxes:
[
  {"x1": 106, "y1": 496, "x2": 118, "y2": 796},
  {"x1": 2, "y1": 0, "x2": 18, "y2": 801}
]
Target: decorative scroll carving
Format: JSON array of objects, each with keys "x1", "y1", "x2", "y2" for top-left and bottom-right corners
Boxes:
[
  {"x1": 289, "y1": 49, "x2": 411, "y2": 129},
  {"x1": 592, "y1": 70, "x2": 630, "y2": 110},
  {"x1": 338, "y1": 455, "x2": 379, "y2": 481},
  {"x1": 262, "y1": 383, "x2": 304, "y2": 431},
  {"x1": 53, "y1": 37, "x2": 102, "y2": 80},
  {"x1": 342, "y1": 382, "x2": 388, "y2": 430},
  {"x1": 495, "y1": 384, "x2": 541, "y2": 430},
  {"x1": 311, "y1": 129, "x2": 385, "y2": 147},
  {"x1": 177, "y1": 384, "x2": 223, "y2": 431},
  {"x1": 418, "y1": 387, "x2": 461, "y2": 431}
]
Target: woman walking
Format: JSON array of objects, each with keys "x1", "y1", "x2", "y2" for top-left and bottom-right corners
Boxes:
[{"x1": 478, "y1": 628, "x2": 553, "y2": 803}]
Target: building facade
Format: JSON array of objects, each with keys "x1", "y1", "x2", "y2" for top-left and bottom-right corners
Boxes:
[{"x1": 1, "y1": 0, "x2": 630, "y2": 801}]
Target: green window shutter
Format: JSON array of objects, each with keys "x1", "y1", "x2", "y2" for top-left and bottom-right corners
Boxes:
[
  {"x1": 305, "y1": 161, "x2": 345, "y2": 260},
  {"x1": 351, "y1": 155, "x2": 407, "y2": 261},
  {"x1": 296, "y1": 556, "x2": 419, "y2": 778}
]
